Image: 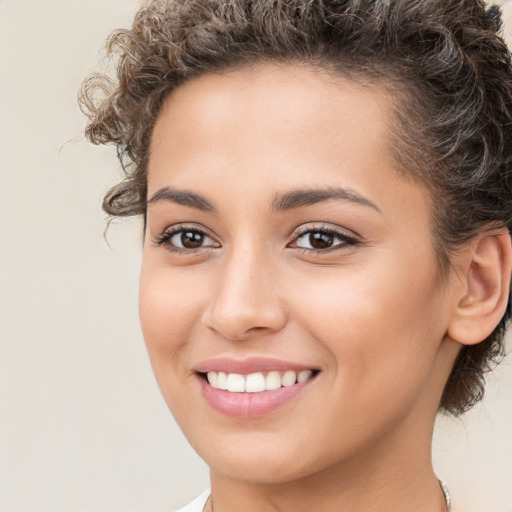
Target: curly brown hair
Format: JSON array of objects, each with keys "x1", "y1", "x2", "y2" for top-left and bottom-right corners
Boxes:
[{"x1": 80, "y1": 0, "x2": 512, "y2": 416}]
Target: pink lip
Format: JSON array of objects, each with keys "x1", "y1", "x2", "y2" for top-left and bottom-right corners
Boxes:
[
  {"x1": 194, "y1": 357, "x2": 319, "y2": 419},
  {"x1": 194, "y1": 356, "x2": 317, "y2": 375},
  {"x1": 197, "y1": 376, "x2": 316, "y2": 418},
  {"x1": 198, "y1": 376, "x2": 316, "y2": 418}
]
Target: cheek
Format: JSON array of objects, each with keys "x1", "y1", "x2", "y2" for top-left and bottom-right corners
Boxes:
[
  {"x1": 138, "y1": 260, "x2": 202, "y2": 375},
  {"x1": 290, "y1": 256, "x2": 448, "y2": 398},
  {"x1": 138, "y1": 260, "x2": 212, "y2": 424}
]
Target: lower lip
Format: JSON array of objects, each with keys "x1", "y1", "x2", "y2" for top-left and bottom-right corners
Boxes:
[{"x1": 198, "y1": 374, "x2": 316, "y2": 418}]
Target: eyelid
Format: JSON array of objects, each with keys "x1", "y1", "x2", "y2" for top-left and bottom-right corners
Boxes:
[
  {"x1": 290, "y1": 222, "x2": 359, "y2": 240},
  {"x1": 152, "y1": 223, "x2": 220, "y2": 250},
  {"x1": 151, "y1": 222, "x2": 360, "y2": 254},
  {"x1": 287, "y1": 223, "x2": 361, "y2": 251}
]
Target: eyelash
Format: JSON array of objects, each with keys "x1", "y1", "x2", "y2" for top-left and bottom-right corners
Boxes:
[
  {"x1": 152, "y1": 224, "x2": 360, "y2": 254},
  {"x1": 152, "y1": 224, "x2": 218, "y2": 254},
  {"x1": 287, "y1": 224, "x2": 360, "y2": 254}
]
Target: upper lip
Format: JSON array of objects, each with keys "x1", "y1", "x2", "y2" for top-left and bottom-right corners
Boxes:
[{"x1": 194, "y1": 357, "x2": 319, "y2": 375}]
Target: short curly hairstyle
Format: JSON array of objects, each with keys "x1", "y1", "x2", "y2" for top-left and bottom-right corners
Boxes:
[{"x1": 80, "y1": 0, "x2": 512, "y2": 416}]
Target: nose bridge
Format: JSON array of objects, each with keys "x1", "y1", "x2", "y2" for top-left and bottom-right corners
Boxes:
[{"x1": 202, "y1": 239, "x2": 286, "y2": 340}]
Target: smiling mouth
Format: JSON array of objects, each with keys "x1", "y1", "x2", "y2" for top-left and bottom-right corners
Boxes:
[{"x1": 199, "y1": 369, "x2": 320, "y2": 393}]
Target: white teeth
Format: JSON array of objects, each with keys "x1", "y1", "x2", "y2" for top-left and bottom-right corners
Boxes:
[
  {"x1": 226, "y1": 373, "x2": 245, "y2": 392},
  {"x1": 282, "y1": 370, "x2": 297, "y2": 387},
  {"x1": 207, "y1": 371, "x2": 218, "y2": 388},
  {"x1": 265, "y1": 371, "x2": 282, "y2": 391},
  {"x1": 245, "y1": 372, "x2": 266, "y2": 393},
  {"x1": 297, "y1": 370, "x2": 313, "y2": 383},
  {"x1": 217, "y1": 371, "x2": 228, "y2": 390},
  {"x1": 206, "y1": 369, "x2": 315, "y2": 393}
]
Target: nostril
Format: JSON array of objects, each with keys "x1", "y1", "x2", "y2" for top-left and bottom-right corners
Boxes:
[{"x1": 247, "y1": 326, "x2": 267, "y2": 334}]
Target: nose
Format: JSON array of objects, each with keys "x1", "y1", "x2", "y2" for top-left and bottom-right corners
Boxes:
[{"x1": 200, "y1": 246, "x2": 288, "y2": 341}]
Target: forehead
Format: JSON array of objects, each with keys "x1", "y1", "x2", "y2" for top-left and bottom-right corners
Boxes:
[
  {"x1": 147, "y1": 63, "x2": 431, "y2": 225},
  {"x1": 149, "y1": 63, "x2": 399, "y2": 187},
  {"x1": 155, "y1": 63, "x2": 391, "y2": 125}
]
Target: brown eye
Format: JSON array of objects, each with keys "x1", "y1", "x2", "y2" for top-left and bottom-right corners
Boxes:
[
  {"x1": 156, "y1": 227, "x2": 219, "y2": 251},
  {"x1": 308, "y1": 232, "x2": 334, "y2": 249},
  {"x1": 290, "y1": 227, "x2": 359, "y2": 252},
  {"x1": 180, "y1": 230, "x2": 205, "y2": 249}
]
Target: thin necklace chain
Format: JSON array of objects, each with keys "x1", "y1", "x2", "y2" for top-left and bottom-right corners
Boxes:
[
  {"x1": 439, "y1": 480, "x2": 452, "y2": 512},
  {"x1": 207, "y1": 481, "x2": 452, "y2": 512}
]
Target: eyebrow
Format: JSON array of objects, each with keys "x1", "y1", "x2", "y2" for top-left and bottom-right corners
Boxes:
[
  {"x1": 271, "y1": 187, "x2": 381, "y2": 213},
  {"x1": 147, "y1": 185, "x2": 380, "y2": 214},
  {"x1": 147, "y1": 186, "x2": 216, "y2": 212}
]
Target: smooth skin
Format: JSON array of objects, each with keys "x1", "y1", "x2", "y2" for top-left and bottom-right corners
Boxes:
[{"x1": 139, "y1": 63, "x2": 511, "y2": 512}]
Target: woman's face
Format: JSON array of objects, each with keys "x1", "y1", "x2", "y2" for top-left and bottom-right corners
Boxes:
[{"x1": 140, "y1": 64, "x2": 458, "y2": 484}]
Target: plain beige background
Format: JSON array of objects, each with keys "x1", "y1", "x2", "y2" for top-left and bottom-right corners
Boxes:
[{"x1": 0, "y1": 1, "x2": 511, "y2": 511}]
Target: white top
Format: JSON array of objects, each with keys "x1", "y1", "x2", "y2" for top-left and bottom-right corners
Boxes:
[{"x1": 174, "y1": 490, "x2": 210, "y2": 512}]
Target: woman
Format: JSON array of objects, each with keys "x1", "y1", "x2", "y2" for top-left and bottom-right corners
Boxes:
[{"x1": 81, "y1": 1, "x2": 512, "y2": 510}]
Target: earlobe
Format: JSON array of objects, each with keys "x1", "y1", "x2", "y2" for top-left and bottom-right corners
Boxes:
[{"x1": 447, "y1": 227, "x2": 512, "y2": 346}]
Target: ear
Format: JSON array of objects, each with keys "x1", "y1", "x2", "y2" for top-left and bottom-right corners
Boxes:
[{"x1": 447, "y1": 227, "x2": 512, "y2": 346}]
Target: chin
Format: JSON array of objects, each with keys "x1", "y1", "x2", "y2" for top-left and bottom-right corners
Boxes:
[
  {"x1": 209, "y1": 454, "x2": 314, "y2": 485},
  {"x1": 189, "y1": 427, "x2": 337, "y2": 486}
]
